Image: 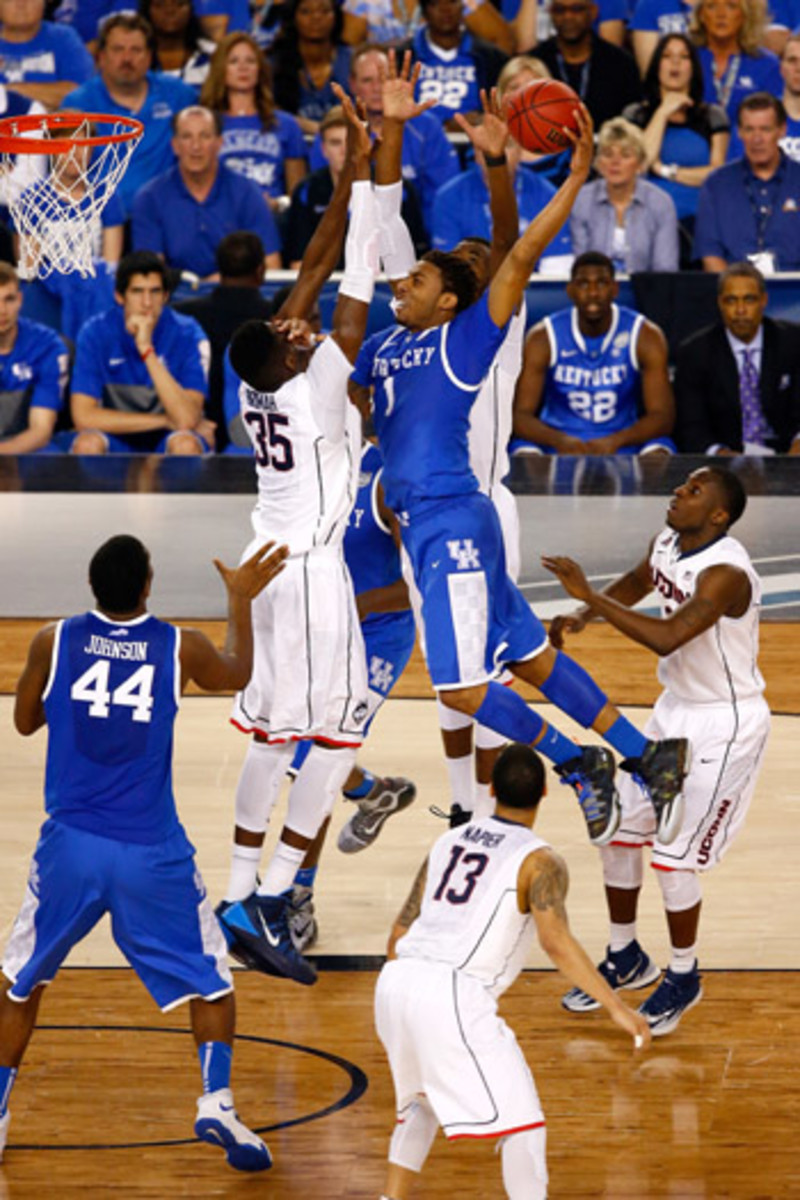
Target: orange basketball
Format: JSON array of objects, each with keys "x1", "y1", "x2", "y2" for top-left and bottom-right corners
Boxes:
[{"x1": 503, "y1": 79, "x2": 581, "y2": 154}]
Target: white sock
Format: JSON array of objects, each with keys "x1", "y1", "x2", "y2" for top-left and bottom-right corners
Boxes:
[
  {"x1": 258, "y1": 841, "x2": 306, "y2": 897},
  {"x1": 670, "y1": 943, "x2": 697, "y2": 974},
  {"x1": 225, "y1": 843, "x2": 262, "y2": 902},
  {"x1": 444, "y1": 753, "x2": 475, "y2": 812},
  {"x1": 473, "y1": 781, "x2": 494, "y2": 819},
  {"x1": 609, "y1": 922, "x2": 638, "y2": 953}
]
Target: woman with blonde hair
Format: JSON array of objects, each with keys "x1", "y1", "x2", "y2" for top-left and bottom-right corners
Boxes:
[
  {"x1": 496, "y1": 55, "x2": 574, "y2": 186},
  {"x1": 201, "y1": 31, "x2": 308, "y2": 209},
  {"x1": 570, "y1": 117, "x2": 680, "y2": 271},
  {"x1": 689, "y1": 0, "x2": 782, "y2": 124}
]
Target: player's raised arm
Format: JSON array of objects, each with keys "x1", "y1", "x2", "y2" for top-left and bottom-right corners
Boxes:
[
  {"x1": 180, "y1": 541, "x2": 289, "y2": 693},
  {"x1": 453, "y1": 88, "x2": 518, "y2": 278},
  {"x1": 488, "y1": 106, "x2": 594, "y2": 329}
]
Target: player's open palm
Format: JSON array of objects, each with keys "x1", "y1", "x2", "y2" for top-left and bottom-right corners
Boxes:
[
  {"x1": 214, "y1": 541, "x2": 289, "y2": 599},
  {"x1": 453, "y1": 88, "x2": 509, "y2": 159},
  {"x1": 382, "y1": 49, "x2": 435, "y2": 123}
]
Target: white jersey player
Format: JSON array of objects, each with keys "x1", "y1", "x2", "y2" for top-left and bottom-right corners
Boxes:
[
  {"x1": 216, "y1": 92, "x2": 382, "y2": 986},
  {"x1": 375, "y1": 743, "x2": 650, "y2": 1200},
  {"x1": 543, "y1": 466, "x2": 771, "y2": 1036}
]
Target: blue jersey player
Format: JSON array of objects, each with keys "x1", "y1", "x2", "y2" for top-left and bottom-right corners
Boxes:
[
  {"x1": 512, "y1": 251, "x2": 676, "y2": 456},
  {"x1": 0, "y1": 533, "x2": 288, "y2": 1172},
  {"x1": 351, "y1": 61, "x2": 689, "y2": 848}
]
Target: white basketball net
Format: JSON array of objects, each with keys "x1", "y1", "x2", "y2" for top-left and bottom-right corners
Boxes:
[{"x1": 1, "y1": 117, "x2": 141, "y2": 280}]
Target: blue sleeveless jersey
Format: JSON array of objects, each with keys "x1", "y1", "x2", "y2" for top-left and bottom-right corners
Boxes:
[
  {"x1": 345, "y1": 443, "x2": 404, "y2": 600},
  {"x1": 42, "y1": 611, "x2": 182, "y2": 844},
  {"x1": 352, "y1": 294, "x2": 508, "y2": 515},
  {"x1": 540, "y1": 304, "x2": 645, "y2": 438}
]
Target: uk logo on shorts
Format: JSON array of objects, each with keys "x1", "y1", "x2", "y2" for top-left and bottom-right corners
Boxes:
[
  {"x1": 447, "y1": 539, "x2": 481, "y2": 570},
  {"x1": 369, "y1": 656, "x2": 395, "y2": 693}
]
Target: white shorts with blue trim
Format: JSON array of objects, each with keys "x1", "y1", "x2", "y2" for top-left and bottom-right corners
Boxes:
[{"x1": 2, "y1": 819, "x2": 232, "y2": 1011}]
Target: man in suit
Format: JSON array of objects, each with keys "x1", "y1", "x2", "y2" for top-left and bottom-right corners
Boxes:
[{"x1": 674, "y1": 261, "x2": 800, "y2": 455}]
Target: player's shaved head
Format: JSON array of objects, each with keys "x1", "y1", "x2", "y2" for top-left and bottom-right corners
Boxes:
[
  {"x1": 703, "y1": 467, "x2": 747, "y2": 527},
  {"x1": 230, "y1": 319, "x2": 288, "y2": 392},
  {"x1": 492, "y1": 744, "x2": 546, "y2": 810},
  {"x1": 89, "y1": 535, "x2": 151, "y2": 613}
]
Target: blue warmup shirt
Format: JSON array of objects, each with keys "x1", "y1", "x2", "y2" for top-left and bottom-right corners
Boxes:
[
  {"x1": 781, "y1": 117, "x2": 800, "y2": 165},
  {"x1": 0, "y1": 21, "x2": 93, "y2": 85},
  {"x1": 0, "y1": 317, "x2": 67, "y2": 439},
  {"x1": 131, "y1": 164, "x2": 280, "y2": 277},
  {"x1": 629, "y1": 0, "x2": 693, "y2": 33},
  {"x1": 43, "y1": 611, "x2": 182, "y2": 844},
  {"x1": 539, "y1": 304, "x2": 645, "y2": 438},
  {"x1": 53, "y1": 0, "x2": 133, "y2": 43},
  {"x1": 63, "y1": 72, "x2": 197, "y2": 215},
  {"x1": 195, "y1": 0, "x2": 251, "y2": 30},
  {"x1": 71, "y1": 305, "x2": 208, "y2": 413},
  {"x1": 410, "y1": 28, "x2": 483, "y2": 124},
  {"x1": 352, "y1": 293, "x2": 508, "y2": 514},
  {"x1": 696, "y1": 46, "x2": 782, "y2": 126},
  {"x1": 693, "y1": 155, "x2": 800, "y2": 270},
  {"x1": 432, "y1": 164, "x2": 572, "y2": 260},
  {"x1": 219, "y1": 111, "x2": 307, "y2": 198}
]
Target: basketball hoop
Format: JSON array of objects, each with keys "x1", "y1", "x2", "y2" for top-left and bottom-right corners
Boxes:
[{"x1": 0, "y1": 112, "x2": 143, "y2": 280}]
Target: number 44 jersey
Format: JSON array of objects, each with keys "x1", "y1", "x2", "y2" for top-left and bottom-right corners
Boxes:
[
  {"x1": 396, "y1": 816, "x2": 550, "y2": 999},
  {"x1": 43, "y1": 611, "x2": 183, "y2": 845}
]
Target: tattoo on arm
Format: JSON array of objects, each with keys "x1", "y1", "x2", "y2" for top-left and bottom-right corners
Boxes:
[
  {"x1": 397, "y1": 860, "x2": 428, "y2": 929},
  {"x1": 528, "y1": 852, "x2": 568, "y2": 921}
]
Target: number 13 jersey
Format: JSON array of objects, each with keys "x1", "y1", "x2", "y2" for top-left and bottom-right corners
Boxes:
[{"x1": 397, "y1": 816, "x2": 549, "y2": 998}]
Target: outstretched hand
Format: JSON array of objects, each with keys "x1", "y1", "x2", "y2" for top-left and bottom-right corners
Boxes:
[
  {"x1": 562, "y1": 103, "x2": 594, "y2": 183},
  {"x1": 453, "y1": 87, "x2": 510, "y2": 160},
  {"x1": 541, "y1": 554, "x2": 593, "y2": 603},
  {"x1": 331, "y1": 82, "x2": 373, "y2": 165},
  {"x1": 214, "y1": 541, "x2": 289, "y2": 600},
  {"x1": 381, "y1": 48, "x2": 436, "y2": 123}
]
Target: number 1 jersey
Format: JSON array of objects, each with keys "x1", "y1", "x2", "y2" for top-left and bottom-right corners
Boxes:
[
  {"x1": 42, "y1": 611, "x2": 182, "y2": 844},
  {"x1": 397, "y1": 816, "x2": 549, "y2": 998}
]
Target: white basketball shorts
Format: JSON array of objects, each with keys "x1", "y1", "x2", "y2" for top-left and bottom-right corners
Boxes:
[
  {"x1": 230, "y1": 541, "x2": 369, "y2": 746},
  {"x1": 613, "y1": 690, "x2": 771, "y2": 872},
  {"x1": 375, "y1": 958, "x2": 545, "y2": 1140}
]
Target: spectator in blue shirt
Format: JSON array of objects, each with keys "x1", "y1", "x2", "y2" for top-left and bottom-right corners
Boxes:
[
  {"x1": 780, "y1": 33, "x2": 800, "y2": 161},
  {"x1": 70, "y1": 251, "x2": 212, "y2": 455},
  {"x1": 53, "y1": 0, "x2": 133, "y2": 51},
  {"x1": 141, "y1": 0, "x2": 217, "y2": 93},
  {"x1": 200, "y1": 31, "x2": 308, "y2": 208},
  {"x1": 631, "y1": 0, "x2": 696, "y2": 74},
  {"x1": 195, "y1": 0, "x2": 251, "y2": 42},
  {"x1": 132, "y1": 105, "x2": 282, "y2": 279},
  {"x1": 400, "y1": 0, "x2": 507, "y2": 129},
  {"x1": 0, "y1": 0, "x2": 94, "y2": 109},
  {"x1": 270, "y1": 0, "x2": 352, "y2": 135},
  {"x1": 0, "y1": 263, "x2": 68, "y2": 455},
  {"x1": 689, "y1": 0, "x2": 783, "y2": 130},
  {"x1": 62, "y1": 14, "x2": 197, "y2": 217},
  {"x1": 694, "y1": 92, "x2": 800, "y2": 271}
]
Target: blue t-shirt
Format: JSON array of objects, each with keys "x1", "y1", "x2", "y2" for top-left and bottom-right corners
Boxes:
[
  {"x1": 781, "y1": 116, "x2": 800, "y2": 164},
  {"x1": 693, "y1": 154, "x2": 800, "y2": 269},
  {"x1": 43, "y1": 611, "x2": 182, "y2": 844},
  {"x1": 131, "y1": 164, "x2": 281, "y2": 277},
  {"x1": 219, "y1": 111, "x2": 307, "y2": 198},
  {"x1": 294, "y1": 45, "x2": 352, "y2": 124},
  {"x1": 629, "y1": 0, "x2": 693, "y2": 33},
  {"x1": 53, "y1": 0, "x2": 133, "y2": 44},
  {"x1": 0, "y1": 317, "x2": 67, "y2": 439},
  {"x1": 352, "y1": 293, "x2": 509, "y2": 513},
  {"x1": 39, "y1": 263, "x2": 117, "y2": 344},
  {"x1": 72, "y1": 304, "x2": 209, "y2": 411},
  {"x1": 0, "y1": 21, "x2": 93, "y2": 85},
  {"x1": 411, "y1": 29, "x2": 484, "y2": 124},
  {"x1": 539, "y1": 305, "x2": 645, "y2": 439},
  {"x1": 696, "y1": 47, "x2": 783, "y2": 126},
  {"x1": 62, "y1": 73, "x2": 198, "y2": 215},
  {"x1": 652, "y1": 123, "x2": 720, "y2": 219},
  {"x1": 431, "y1": 165, "x2": 572, "y2": 261},
  {"x1": 194, "y1": 0, "x2": 251, "y2": 30}
]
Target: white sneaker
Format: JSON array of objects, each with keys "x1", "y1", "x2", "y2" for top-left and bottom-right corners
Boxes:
[
  {"x1": 195, "y1": 1088, "x2": 271, "y2": 1172},
  {"x1": 0, "y1": 1109, "x2": 9, "y2": 1162}
]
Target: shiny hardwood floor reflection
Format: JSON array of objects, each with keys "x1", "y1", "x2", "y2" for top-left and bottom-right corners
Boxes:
[{"x1": 0, "y1": 968, "x2": 797, "y2": 1199}]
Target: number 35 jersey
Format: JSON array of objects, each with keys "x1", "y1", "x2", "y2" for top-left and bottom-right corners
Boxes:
[
  {"x1": 540, "y1": 304, "x2": 645, "y2": 438},
  {"x1": 397, "y1": 816, "x2": 549, "y2": 999},
  {"x1": 240, "y1": 336, "x2": 360, "y2": 555},
  {"x1": 42, "y1": 611, "x2": 183, "y2": 845}
]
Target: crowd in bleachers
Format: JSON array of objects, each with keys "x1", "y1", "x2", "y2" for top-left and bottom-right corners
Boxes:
[{"x1": 0, "y1": 0, "x2": 799, "y2": 458}]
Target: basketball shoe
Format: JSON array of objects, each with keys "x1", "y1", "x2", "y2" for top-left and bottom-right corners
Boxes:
[
  {"x1": 622, "y1": 738, "x2": 690, "y2": 844},
  {"x1": 288, "y1": 885, "x2": 318, "y2": 953},
  {"x1": 427, "y1": 801, "x2": 472, "y2": 828},
  {"x1": 639, "y1": 963, "x2": 703, "y2": 1036},
  {"x1": 337, "y1": 777, "x2": 417, "y2": 853},
  {"x1": 195, "y1": 1088, "x2": 272, "y2": 1171},
  {"x1": 0, "y1": 1109, "x2": 10, "y2": 1162},
  {"x1": 215, "y1": 899, "x2": 264, "y2": 971},
  {"x1": 555, "y1": 746, "x2": 621, "y2": 845},
  {"x1": 562, "y1": 940, "x2": 661, "y2": 1012},
  {"x1": 217, "y1": 891, "x2": 317, "y2": 985}
]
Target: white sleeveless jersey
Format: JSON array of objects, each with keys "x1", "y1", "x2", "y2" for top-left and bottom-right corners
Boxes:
[
  {"x1": 397, "y1": 815, "x2": 548, "y2": 998},
  {"x1": 241, "y1": 337, "x2": 361, "y2": 555},
  {"x1": 468, "y1": 306, "x2": 526, "y2": 497},
  {"x1": 650, "y1": 528, "x2": 765, "y2": 705}
]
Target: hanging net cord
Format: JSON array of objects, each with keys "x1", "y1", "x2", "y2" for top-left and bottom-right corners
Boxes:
[{"x1": 1, "y1": 117, "x2": 141, "y2": 280}]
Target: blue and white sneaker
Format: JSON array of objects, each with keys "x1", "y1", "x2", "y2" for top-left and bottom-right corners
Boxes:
[
  {"x1": 195, "y1": 1088, "x2": 271, "y2": 1172},
  {"x1": 562, "y1": 940, "x2": 661, "y2": 1012},
  {"x1": 217, "y1": 890, "x2": 317, "y2": 986},
  {"x1": 556, "y1": 746, "x2": 621, "y2": 846},
  {"x1": 639, "y1": 963, "x2": 703, "y2": 1036},
  {"x1": 215, "y1": 899, "x2": 264, "y2": 971},
  {"x1": 0, "y1": 1108, "x2": 10, "y2": 1162}
]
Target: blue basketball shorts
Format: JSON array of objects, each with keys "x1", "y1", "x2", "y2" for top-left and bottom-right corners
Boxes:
[
  {"x1": 402, "y1": 493, "x2": 548, "y2": 690},
  {"x1": 2, "y1": 820, "x2": 232, "y2": 1011},
  {"x1": 362, "y1": 610, "x2": 417, "y2": 728}
]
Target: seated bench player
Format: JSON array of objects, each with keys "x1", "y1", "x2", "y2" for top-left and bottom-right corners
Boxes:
[{"x1": 70, "y1": 251, "x2": 212, "y2": 455}]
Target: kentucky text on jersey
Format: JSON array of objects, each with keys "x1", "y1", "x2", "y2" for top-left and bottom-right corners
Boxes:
[
  {"x1": 373, "y1": 345, "x2": 437, "y2": 375},
  {"x1": 84, "y1": 635, "x2": 148, "y2": 660},
  {"x1": 553, "y1": 363, "x2": 628, "y2": 388}
]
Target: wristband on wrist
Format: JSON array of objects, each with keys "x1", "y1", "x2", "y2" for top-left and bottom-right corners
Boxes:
[
  {"x1": 483, "y1": 152, "x2": 507, "y2": 168},
  {"x1": 140, "y1": 345, "x2": 154, "y2": 361}
]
